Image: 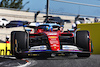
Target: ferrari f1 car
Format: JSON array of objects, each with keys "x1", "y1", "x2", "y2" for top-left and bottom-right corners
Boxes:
[{"x1": 11, "y1": 23, "x2": 93, "y2": 59}]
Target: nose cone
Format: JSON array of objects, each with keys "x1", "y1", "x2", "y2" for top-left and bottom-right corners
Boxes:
[{"x1": 48, "y1": 36, "x2": 60, "y2": 51}]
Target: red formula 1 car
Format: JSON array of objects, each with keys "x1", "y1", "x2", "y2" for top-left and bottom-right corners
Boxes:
[{"x1": 11, "y1": 23, "x2": 93, "y2": 59}]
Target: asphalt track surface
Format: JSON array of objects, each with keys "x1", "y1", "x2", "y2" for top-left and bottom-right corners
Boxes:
[{"x1": 0, "y1": 55, "x2": 100, "y2": 67}]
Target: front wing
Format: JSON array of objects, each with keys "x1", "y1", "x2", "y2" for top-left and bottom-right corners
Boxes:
[
  {"x1": 23, "y1": 49, "x2": 91, "y2": 54},
  {"x1": 15, "y1": 45, "x2": 92, "y2": 57}
]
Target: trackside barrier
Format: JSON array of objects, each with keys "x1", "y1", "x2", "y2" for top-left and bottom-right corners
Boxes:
[
  {"x1": 77, "y1": 23, "x2": 100, "y2": 54},
  {"x1": 0, "y1": 43, "x2": 12, "y2": 55}
]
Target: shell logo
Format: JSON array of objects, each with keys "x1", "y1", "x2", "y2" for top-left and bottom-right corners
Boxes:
[
  {"x1": 54, "y1": 47, "x2": 56, "y2": 49},
  {"x1": 49, "y1": 36, "x2": 57, "y2": 38}
]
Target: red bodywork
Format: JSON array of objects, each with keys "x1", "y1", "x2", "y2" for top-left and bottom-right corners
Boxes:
[{"x1": 30, "y1": 29, "x2": 73, "y2": 51}]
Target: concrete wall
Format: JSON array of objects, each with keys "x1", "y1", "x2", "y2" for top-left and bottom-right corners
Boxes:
[
  {"x1": 0, "y1": 9, "x2": 35, "y2": 22},
  {"x1": 0, "y1": 8, "x2": 95, "y2": 22},
  {"x1": 0, "y1": 8, "x2": 97, "y2": 30}
]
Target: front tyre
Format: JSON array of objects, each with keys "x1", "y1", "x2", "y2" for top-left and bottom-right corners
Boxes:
[
  {"x1": 76, "y1": 30, "x2": 92, "y2": 58},
  {"x1": 15, "y1": 53, "x2": 23, "y2": 59},
  {"x1": 11, "y1": 31, "x2": 28, "y2": 59}
]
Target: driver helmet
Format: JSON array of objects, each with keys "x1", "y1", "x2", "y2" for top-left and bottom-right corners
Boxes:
[{"x1": 45, "y1": 26, "x2": 50, "y2": 31}]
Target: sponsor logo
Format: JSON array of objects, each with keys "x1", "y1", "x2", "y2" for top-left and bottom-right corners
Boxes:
[
  {"x1": 47, "y1": 33, "x2": 57, "y2": 35},
  {"x1": 62, "y1": 45, "x2": 79, "y2": 50},
  {"x1": 51, "y1": 44, "x2": 59, "y2": 47},
  {"x1": 50, "y1": 40, "x2": 59, "y2": 44},
  {"x1": 49, "y1": 36, "x2": 57, "y2": 38},
  {"x1": 29, "y1": 46, "x2": 47, "y2": 50}
]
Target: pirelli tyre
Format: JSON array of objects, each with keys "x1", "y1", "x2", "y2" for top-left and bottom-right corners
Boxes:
[
  {"x1": 11, "y1": 31, "x2": 28, "y2": 59},
  {"x1": 76, "y1": 30, "x2": 92, "y2": 57}
]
